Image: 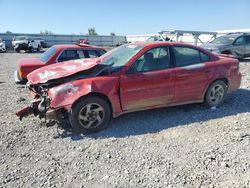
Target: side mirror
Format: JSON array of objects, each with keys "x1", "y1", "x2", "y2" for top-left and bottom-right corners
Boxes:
[
  {"x1": 126, "y1": 64, "x2": 137, "y2": 74},
  {"x1": 126, "y1": 68, "x2": 134, "y2": 74}
]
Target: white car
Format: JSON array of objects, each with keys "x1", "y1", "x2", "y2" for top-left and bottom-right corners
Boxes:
[
  {"x1": 0, "y1": 38, "x2": 6, "y2": 52},
  {"x1": 12, "y1": 36, "x2": 41, "y2": 53}
]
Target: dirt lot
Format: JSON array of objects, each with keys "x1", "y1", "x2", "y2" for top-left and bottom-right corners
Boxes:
[{"x1": 0, "y1": 52, "x2": 250, "y2": 188}]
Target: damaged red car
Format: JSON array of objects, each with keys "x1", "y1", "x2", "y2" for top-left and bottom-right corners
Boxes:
[
  {"x1": 16, "y1": 42, "x2": 242, "y2": 134},
  {"x1": 14, "y1": 44, "x2": 106, "y2": 83}
]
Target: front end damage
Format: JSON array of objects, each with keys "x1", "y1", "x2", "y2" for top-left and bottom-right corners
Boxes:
[
  {"x1": 15, "y1": 59, "x2": 117, "y2": 122},
  {"x1": 16, "y1": 83, "x2": 68, "y2": 121}
]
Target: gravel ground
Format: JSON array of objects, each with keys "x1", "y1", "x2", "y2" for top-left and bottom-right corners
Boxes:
[{"x1": 0, "y1": 52, "x2": 250, "y2": 188}]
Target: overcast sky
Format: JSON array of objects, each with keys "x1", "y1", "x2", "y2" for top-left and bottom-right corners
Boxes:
[{"x1": 0, "y1": 0, "x2": 249, "y2": 35}]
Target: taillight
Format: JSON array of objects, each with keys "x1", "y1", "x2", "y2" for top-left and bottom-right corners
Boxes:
[{"x1": 18, "y1": 69, "x2": 22, "y2": 78}]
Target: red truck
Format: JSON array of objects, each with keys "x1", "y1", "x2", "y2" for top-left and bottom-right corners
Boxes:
[
  {"x1": 14, "y1": 44, "x2": 106, "y2": 83},
  {"x1": 16, "y1": 42, "x2": 241, "y2": 134}
]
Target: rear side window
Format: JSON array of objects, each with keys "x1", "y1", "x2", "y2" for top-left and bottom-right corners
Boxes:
[
  {"x1": 246, "y1": 35, "x2": 250, "y2": 44},
  {"x1": 173, "y1": 46, "x2": 210, "y2": 67},
  {"x1": 234, "y1": 36, "x2": 245, "y2": 45},
  {"x1": 58, "y1": 50, "x2": 79, "y2": 62},
  {"x1": 57, "y1": 49, "x2": 105, "y2": 62},
  {"x1": 85, "y1": 50, "x2": 104, "y2": 58}
]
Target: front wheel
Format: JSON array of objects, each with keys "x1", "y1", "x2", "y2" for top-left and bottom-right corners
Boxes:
[
  {"x1": 69, "y1": 96, "x2": 111, "y2": 134},
  {"x1": 204, "y1": 80, "x2": 227, "y2": 107}
]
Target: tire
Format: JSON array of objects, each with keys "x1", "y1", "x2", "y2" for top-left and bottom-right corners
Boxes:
[
  {"x1": 29, "y1": 47, "x2": 34, "y2": 53},
  {"x1": 69, "y1": 96, "x2": 111, "y2": 134},
  {"x1": 37, "y1": 45, "x2": 41, "y2": 52},
  {"x1": 15, "y1": 49, "x2": 20, "y2": 53},
  {"x1": 204, "y1": 80, "x2": 227, "y2": 108}
]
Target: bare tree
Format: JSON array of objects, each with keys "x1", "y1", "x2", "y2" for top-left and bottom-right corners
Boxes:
[
  {"x1": 110, "y1": 32, "x2": 116, "y2": 36},
  {"x1": 40, "y1": 30, "x2": 53, "y2": 35},
  {"x1": 88, "y1": 28, "x2": 98, "y2": 35}
]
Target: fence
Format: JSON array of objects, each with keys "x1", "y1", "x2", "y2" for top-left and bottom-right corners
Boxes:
[
  {"x1": 0, "y1": 33, "x2": 127, "y2": 49},
  {"x1": 126, "y1": 29, "x2": 250, "y2": 45}
]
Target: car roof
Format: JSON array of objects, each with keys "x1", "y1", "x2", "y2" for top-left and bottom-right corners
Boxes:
[
  {"x1": 53, "y1": 44, "x2": 104, "y2": 50},
  {"x1": 221, "y1": 34, "x2": 242, "y2": 38},
  {"x1": 130, "y1": 41, "x2": 199, "y2": 48}
]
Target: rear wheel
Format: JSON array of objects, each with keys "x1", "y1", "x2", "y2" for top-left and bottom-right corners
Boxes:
[
  {"x1": 204, "y1": 80, "x2": 227, "y2": 107},
  {"x1": 29, "y1": 47, "x2": 34, "y2": 53},
  {"x1": 69, "y1": 96, "x2": 111, "y2": 134},
  {"x1": 37, "y1": 44, "x2": 41, "y2": 52}
]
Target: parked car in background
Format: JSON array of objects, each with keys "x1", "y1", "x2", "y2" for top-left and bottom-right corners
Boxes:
[
  {"x1": 0, "y1": 38, "x2": 6, "y2": 52},
  {"x1": 14, "y1": 44, "x2": 106, "y2": 83},
  {"x1": 78, "y1": 39, "x2": 90, "y2": 45},
  {"x1": 16, "y1": 42, "x2": 241, "y2": 134},
  {"x1": 201, "y1": 33, "x2": 250, "y2": 59},
  {"x1": 12, "y1": 36, "x2": 42, "y2": 53},
  {"x1": 35, "y1": 37, "x2": 47, "y2": 48}
]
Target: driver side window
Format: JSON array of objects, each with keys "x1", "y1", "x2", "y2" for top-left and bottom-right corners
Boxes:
[
  {"x1": 130, "y1": 47, "x2": 170, "y2": 72},
  {"x1": 234, "y1": 36, "x2": 246, "y2": 45}
]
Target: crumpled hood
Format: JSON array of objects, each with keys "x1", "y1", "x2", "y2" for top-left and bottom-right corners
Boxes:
[{"x1": 27, "y1": 58, "x2": 100, "y2": 84}]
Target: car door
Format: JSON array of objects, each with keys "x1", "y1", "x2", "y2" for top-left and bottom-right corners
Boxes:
[
  {"x1": 233, "y1": 36, "x2": 246, "y2": 57},
  {"x1": 120, "y1": 46, "x2": 175, "y2": 111},
  {"x1": 172, "y1": 46, "x2": 214, "y2": 103},
  {"x1": 245, "y1": 35, "x2": 250, "y2": 56}
]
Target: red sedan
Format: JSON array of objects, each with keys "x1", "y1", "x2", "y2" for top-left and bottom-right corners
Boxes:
[
  {"x1": 16, "y1": 42, "x2": 241, "y2": 134},
  {"x1": 14, "y1": 44, "x2": 106, "y2": 83}
]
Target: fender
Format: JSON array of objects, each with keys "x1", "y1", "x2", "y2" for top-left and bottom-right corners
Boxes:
[{"x1": 48, "y1": 76, "x2": 122, "y2": 116}]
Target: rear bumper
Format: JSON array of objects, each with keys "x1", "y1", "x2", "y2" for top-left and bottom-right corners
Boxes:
[
  {"x1": 14, "y1": 70, "x2": 22, "y2": 83},
  {"x1": 228, "y1": 72, "x2": 242, "y2": 93}
]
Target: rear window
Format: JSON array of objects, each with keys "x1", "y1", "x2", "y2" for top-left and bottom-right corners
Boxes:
[{"x1": 39, "y1": 46, "x2": 57, "y2": 62}]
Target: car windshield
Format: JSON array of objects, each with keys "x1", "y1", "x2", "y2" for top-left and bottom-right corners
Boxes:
[
  {"x1": 14, "y1": 36, "x2": 27, "y2": 41},
  {"x1": 39, "y1": 46, "x2": 57, "y2": 62},
  {"x1": 211, "y1": 36, "x2": 238, "y2": 44},
  {"x1": 99, "y1": 44, "x2": 143, "y2": 68}
]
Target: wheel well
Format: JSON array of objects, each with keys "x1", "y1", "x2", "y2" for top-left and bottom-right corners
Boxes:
[
  {"x1": 203, "y1": 78, "x2": 229, "y2": 98},
  {"x1": 72, "y1": 93, "x2": 113, "y2": 113},
  {"x1": 213, "y1": 78, "x2": 228, "y2": 86}
]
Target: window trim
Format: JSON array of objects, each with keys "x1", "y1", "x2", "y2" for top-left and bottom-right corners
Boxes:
[
  {"x1": 126, "y1": 46, "x2": 172, "y2": 74},
  {"x1": 170, "y1": 45, "x2": 212, "y2": 68}
]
